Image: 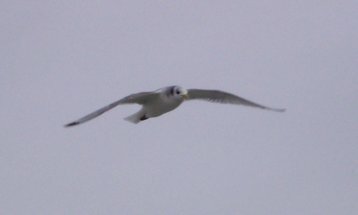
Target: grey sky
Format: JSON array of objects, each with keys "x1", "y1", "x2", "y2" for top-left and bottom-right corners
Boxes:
[{"x1": 1, "y1": 1, "x2": 357, "y2": 214}]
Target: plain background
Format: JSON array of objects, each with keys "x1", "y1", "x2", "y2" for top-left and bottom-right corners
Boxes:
[{"x1": 1, "y1": 1, "x2": 357, "y2": 214}]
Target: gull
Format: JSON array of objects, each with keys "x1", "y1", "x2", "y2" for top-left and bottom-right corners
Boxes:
[{"x1": 65, "y1": 85, "x2": 285, "y2": 126}]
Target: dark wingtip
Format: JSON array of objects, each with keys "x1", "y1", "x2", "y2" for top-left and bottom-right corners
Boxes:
[
  {"x1": 273, "y1": 108, "x2": 286, "y2": 112},
  {"x1": 64, "y1": 121, "x2": 79, "y2": 127},
  {"x1": 265, "y1": 107, "x2": 286, "y2": 112}
]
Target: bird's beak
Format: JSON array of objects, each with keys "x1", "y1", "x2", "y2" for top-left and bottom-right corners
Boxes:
[{"x1": 181, "y1": 94, "x2": 189, "y2": 100}]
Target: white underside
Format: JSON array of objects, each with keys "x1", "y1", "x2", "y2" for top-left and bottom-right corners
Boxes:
[{"x1": 124, "y1": 96, "x2": 183, "y2": 123}]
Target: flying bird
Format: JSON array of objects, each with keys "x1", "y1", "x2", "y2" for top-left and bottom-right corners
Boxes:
[{"x1": 65, "y1": 85, "x2": 285, "y2": 126}]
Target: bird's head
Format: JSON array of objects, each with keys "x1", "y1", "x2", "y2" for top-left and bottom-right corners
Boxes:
[{"x1": 171, "y1": 86, "x2": 189, "y2": 100}]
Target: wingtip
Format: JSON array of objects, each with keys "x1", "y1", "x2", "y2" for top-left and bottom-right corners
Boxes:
[
  {"x1": 263, "y1": 107, "x2": 286, "y2": 112},
  {"x1": 272, "y1": 108, "x2": 286, "y2": 112},
  {"x1": 64, "y1": 121, "x2": 79, "y2": 127}
]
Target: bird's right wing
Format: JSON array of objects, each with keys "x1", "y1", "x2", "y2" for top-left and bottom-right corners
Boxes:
[
  {"x1": 187, "y1": 89, "x2": 285, "y2": 112},
  {"x1": 65, "y1": 92, "x2": 159, "y2": 127}
]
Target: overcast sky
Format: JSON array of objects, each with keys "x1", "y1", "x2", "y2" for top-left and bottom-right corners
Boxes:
[{"x1": 1, "y1": 1, "x2": 358, "y2": 214}]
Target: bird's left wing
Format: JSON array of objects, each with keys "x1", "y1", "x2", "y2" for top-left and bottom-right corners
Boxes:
[
  {"x1": 187, "y1": 89, "x2": 285, "y2": 112},
  {"x1": 65, "y1": 92, "x2": 159, "y2": 127}
]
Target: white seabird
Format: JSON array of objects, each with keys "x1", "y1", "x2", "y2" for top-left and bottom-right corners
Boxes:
[{"x1": 65, "y1": 85, "x2": 285, "y2": 126}]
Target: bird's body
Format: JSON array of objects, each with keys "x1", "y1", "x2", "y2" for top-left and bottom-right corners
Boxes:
[
  {"x1": 123, "y1": 87, "x2": 184, "y2": 123},
  {"x1": 65, "y1": 85, "x2": 284, "y2": 126},
  {"x1": 147, "y1": 87, "x2": 184, "y2": 117}
]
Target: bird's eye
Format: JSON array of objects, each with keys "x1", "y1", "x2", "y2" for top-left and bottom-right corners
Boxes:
[{"x1": 176, "y1": 91, "x2": 180, "y2": 94}]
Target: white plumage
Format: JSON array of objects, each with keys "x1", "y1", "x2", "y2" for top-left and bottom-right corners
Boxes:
[{"x1": 65, "y1": 85, "x2": 285, "y2": 126}]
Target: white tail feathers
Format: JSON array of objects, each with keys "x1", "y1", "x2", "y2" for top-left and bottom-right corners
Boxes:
[
  {"x1": 124, "y1": 113, "x2": 141, "y2": 124},
  {"x1": 124, "y1": 108, "x2": 148, "y2": 124}
]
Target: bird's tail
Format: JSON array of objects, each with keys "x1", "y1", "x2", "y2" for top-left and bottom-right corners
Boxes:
[{"x1": 124, "y1": 109, "x2": 147, "y2": 124}]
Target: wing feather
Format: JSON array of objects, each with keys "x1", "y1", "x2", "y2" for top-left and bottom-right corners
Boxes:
[
  {"x1": 187, "y1": 89, "x2": 285, "y2": 112},
  {"x1": 64, "y1": 92, "x2": 158, "y2": 127}
]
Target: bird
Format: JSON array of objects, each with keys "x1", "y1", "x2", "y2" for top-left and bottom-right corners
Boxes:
[{"x1": 65, "y1": 85, "x2": 285, "y2": 127}]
